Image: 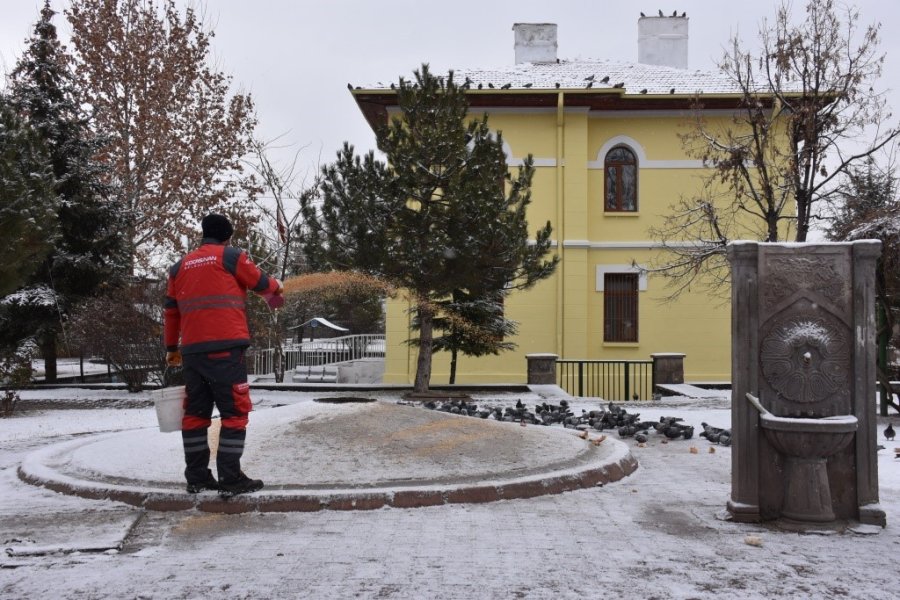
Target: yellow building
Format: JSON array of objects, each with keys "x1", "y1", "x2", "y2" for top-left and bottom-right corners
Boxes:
[{"x1": 351, "y1": 19, "x2": 749, "y2": 390}]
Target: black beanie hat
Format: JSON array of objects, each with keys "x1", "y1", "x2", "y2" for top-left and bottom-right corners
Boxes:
[{"x1": 201, "y1": 213, "x2": 233, "y2": 242}]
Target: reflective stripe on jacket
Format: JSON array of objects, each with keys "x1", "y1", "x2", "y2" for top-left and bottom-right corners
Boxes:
[{"x1": 164, "y1": 239, "x2": 278, "y2": 355}]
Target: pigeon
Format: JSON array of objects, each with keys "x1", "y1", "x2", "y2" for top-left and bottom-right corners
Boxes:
[
  {"x1": 586, "y1": 81, "x2": 593, "y2": 88},
  {"x1": 477, "y1": 83, "x2": 483, "y2": 89},
  {"x1": 639, "y1": 88, "x2": 648, "y2": 94},
  {"x1": 672, "y1": 10, "x2": 677, "y2": 17},
  {"x1": 488, "y1": 82, "x2": 495, "y2": 88},
  {"x1": 658, "y1": 9, "x2": 664, "y2": 17},
  {"x1": 669, "y1": 88, "x2": 676, "y2": 94},
  {"x1": 700, "y1": 422, "x2": 723, "y2": 443},
  {"x1": 555, "y1": 82, "x2": 561, "y2": 88},
  {"x1": 500, "y1": 83, "x2": 512, "y2": 89},
  {"x1": 584, "y1": 74, "x2": 595, "y2": 82},
  {"x1": 523, "y1": 82, "x2": 533, "y2": 88},
  {"x1": 600, "y1": 75, "x2": 610, "y2": 84},
  {"x1": 640, "y1": 11, "x2": 646, "y2": 17},
  {"x1": 886, "y1": 423, "x2": 896, "y2": 441},
  {"x1": 346, "y1": 83, "x2": 353, "y2": 91},
  {"x1": 613, "y1": 82, "x2": 625, "y2": 88}
]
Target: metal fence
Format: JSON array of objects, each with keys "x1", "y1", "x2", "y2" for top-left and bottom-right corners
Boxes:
[
  {"x1": 251, "y1": 334, "x2": 385, "y2": 375},
  {"x1": 556, "y1": 359, "x2": 654, "y2": 401}
]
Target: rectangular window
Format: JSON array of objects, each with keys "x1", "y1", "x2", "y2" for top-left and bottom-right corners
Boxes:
[{"x1": 604, "y1": 273, "x2": 638, "y2": 342}]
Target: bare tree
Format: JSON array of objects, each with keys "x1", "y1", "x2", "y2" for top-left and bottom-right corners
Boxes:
[
  {"x1": 651, "y1": 0, "x2": 898, "y2": 298},
  {"x1": 245, "y1": 139, "x2": 320, "y2": 382},
  {"x1": 66, "y1": 0, "x2": 260, "y2": 273},
  {"x1": 68, "y1": 282, "x2": 168, "y2": 392}
]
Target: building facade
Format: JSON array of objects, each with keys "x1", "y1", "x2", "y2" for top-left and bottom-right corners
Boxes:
[{"x1": 351, "y1": 18, "x2": 752, "y2": 387}]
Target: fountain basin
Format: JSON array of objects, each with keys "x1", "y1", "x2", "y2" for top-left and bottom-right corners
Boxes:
[
  {"x1": 759, "y1": 413, "x2": 857, "y2": 459},
  {"x1": 747, "y1": 393, "x2": 857, "y2": 523}
]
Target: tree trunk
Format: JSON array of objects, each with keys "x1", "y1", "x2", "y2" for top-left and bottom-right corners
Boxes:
[
  {"x1": 40, "y1": 335, "x2": 57, "y2": 383},
  {"x1": 273, "y1": 322, "x2": 285, "y2": 384},
  {"x1": 449, "y1": 347, "x2": 458, "y2": 384},
  {"x1": 794, "y1": 191, "x2": 809, "y2": 242},
  {"x1": 413, "y1": 302, "x2": 434, "y2": 393}
]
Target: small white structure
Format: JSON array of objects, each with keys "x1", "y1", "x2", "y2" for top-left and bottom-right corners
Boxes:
[
  {"x1": 513, "y1": 23, "x2": 558, "y2": 64},
  {"x1": 638, "y1": 13, "x2": 689, "y2": 69}
]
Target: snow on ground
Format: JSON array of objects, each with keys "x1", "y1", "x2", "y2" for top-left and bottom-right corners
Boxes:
[{"x1": 1, "y1": 387, "x2": 899, "y2": 599}]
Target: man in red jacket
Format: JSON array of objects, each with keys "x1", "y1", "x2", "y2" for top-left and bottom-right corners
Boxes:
[{"x1": 164, "y1": 214, "x2": 283, "y2": 497}]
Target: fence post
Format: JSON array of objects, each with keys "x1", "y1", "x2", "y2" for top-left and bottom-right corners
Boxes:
[
  {"x1": 526, "y1": 353, "x2": 558, "y2": 385},
  {"x1": 624, "y1": 362, "x2": 631, "y2": 401},
  {"x1": 651, "y1": 353, "x2": 686, "y2": 394},
  {"x1": 577, "y1": 362, "x2": 584, "y2": 397}
]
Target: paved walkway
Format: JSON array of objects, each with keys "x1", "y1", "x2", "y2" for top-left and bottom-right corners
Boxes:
[{"x1": 2, "y1": 390, "x2": 898, "y2": 599}]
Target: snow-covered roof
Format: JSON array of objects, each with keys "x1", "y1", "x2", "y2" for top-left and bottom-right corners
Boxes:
[{"x1": 361, "y1": 58, "x2": 743, "y2": 96}]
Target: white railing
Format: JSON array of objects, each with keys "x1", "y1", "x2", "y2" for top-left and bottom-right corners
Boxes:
[{"x1": 251, "y1": 334, "x2": 385, "y2": 375}]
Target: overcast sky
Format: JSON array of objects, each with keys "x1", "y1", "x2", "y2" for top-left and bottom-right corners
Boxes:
[{"x1": 3, "y1": 0, "x2": 900, "y2": 185}]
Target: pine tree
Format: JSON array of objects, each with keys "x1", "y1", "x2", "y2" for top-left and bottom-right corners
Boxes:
[
  {"x1": 301, "y1": 65, "x2": 557, "y2": 392},
  {"x1": 428, "y1": 290, "x2": 517, "y2": 385},
  {"x1": 827, "y1": 162, "x2": 899, "y2": 413},
  {"x1": 0, "y1": 93, "x2": 58, "y2": 297},
  {"x1": 2, "y1": 2, "x2": 128, "y2": 381}
]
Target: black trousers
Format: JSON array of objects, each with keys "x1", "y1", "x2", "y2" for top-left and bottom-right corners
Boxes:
[{"x1": 180, "y1": 347, "x2": 253, "y2": 483}]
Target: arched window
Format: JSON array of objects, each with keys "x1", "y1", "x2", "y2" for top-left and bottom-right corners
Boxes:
[{"x1": 604, "y1": 146, "x2": 637, "y2": 212}]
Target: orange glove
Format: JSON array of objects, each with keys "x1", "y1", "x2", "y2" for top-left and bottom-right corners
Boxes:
[
  {"x1": 166, "y1": 350, "x2": 183, "y2": 367},
  {"x1": 274, "y1": 278, "x2": 284, "y2": 295}
]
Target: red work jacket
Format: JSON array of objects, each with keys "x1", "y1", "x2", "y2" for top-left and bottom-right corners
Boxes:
[{"x1": 164, "y1": 239, "x2": 278, "y2": 355}]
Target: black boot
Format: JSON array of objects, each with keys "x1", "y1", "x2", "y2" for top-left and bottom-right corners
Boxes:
[
  {"x1": 218, "y1": 472, "x2": 264, "y2": 498},
  {"x1": 186, "y1": 469, "x2": 219, "y2": 493}
]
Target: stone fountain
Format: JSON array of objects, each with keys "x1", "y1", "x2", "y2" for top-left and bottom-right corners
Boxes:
[{"x1": 726, "y1": 241, "x2": 885, "y2": 528}]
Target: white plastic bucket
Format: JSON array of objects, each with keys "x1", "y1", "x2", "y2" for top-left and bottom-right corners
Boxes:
[{"x1": 151, "y1": 386, "x2": 185, "y2": 432}]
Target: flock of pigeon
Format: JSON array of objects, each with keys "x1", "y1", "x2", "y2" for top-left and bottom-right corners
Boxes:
[{"x1": 409, "y1": 397, "x2": 733, "y2": 446}]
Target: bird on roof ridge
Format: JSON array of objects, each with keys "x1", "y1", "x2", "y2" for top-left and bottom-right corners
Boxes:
[
  {"x1": 658, "y1": 9, "x2": 663, "y2": 17},
  {"x1": 600, "y1": 75, "x2": 610, "y2": 84}
]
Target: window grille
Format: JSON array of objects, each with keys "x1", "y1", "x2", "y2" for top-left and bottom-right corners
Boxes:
[{"x1": 604, "y1": 273, "x2": 638, "y2": 342}]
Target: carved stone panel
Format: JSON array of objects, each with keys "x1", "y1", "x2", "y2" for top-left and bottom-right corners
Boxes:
[
  {"x1": 759, "y1": 305, "x2": 850, "y2": 412},
  {"x1": 760, "y1": 254, "x2": 849, "y2": 315}
]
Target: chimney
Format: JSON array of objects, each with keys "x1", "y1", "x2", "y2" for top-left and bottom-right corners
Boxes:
[
  {"x1": 638, "y1": 13, "x2": 688, "y2": 69},
  {"x1": 513, "y1": 23, "x2": 558, "y2": 64}
]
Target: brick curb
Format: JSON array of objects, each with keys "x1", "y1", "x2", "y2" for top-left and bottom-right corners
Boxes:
[{"x1": 18, "y1": 442, "x2": 638, "y2": 514}]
